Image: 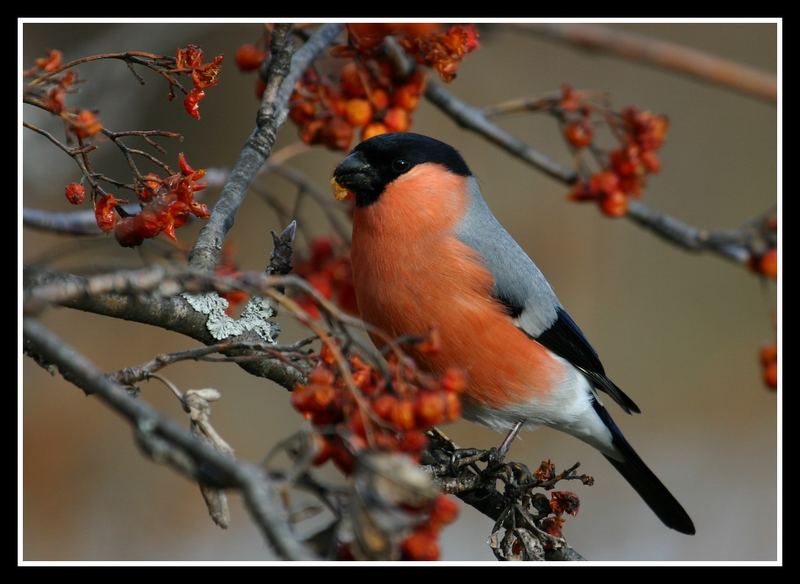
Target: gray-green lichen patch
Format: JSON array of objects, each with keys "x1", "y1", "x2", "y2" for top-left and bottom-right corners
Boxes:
[{"x1": 182, "y1": 293, "x2": 278, "y2": 342}]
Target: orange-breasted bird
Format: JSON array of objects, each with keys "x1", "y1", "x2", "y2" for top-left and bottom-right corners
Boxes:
[{"x1": 332, "y1": 132, "x2": 695, "y2": 535}]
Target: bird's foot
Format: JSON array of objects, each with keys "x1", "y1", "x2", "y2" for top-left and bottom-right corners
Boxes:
[{"x1": 446, "y1": 447, "x2": 487, "y2": 473}]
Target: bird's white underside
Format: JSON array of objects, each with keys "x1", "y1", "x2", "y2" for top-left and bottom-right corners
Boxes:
[{"x1": 461, "y1": 354, "x2": 621, "y2": 460}]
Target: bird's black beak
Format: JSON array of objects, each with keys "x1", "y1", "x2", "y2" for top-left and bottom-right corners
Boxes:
[{"x1": 332, "y1": 151, "x2": 378, "y2": 200}]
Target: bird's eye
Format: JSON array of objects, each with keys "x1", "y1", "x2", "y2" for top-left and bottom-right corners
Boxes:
[{"x1": 392, "y1": 158, "x2": 410, "y2": 173}]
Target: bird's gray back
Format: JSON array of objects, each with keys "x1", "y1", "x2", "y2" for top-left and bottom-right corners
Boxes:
[{"x1": 454, "y1": 177, "x2": 560, "y2": 336}]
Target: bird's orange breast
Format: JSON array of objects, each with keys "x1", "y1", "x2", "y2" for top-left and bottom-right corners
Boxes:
[{"x1": 351, "y1": 163, "x2": 561, "y2": 408}]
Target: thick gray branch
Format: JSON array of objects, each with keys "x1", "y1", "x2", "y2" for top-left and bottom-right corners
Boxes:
[
  {"x1": 188, "y1": 23, "x2": 343, "y2": 274},
  {"x1": 24, "y1": 267, "x2": 305, "y2": 390}
]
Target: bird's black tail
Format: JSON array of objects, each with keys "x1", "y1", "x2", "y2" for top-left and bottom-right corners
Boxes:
[{"x1": 592, "y1": 399, "x2": 696, "y2": 535}]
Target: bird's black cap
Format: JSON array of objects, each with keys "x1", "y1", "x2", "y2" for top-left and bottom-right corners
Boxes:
[{"x1": 333, "y1": 133, "x2": 471, "y2": 207}]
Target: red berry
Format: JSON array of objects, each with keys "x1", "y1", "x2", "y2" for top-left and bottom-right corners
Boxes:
[
  {"x1": 599, "y1": 190, "x2": 629, "y2": 218},
  {"x1": 235, "y1": 44, "x2": 267, "y2": 71},
  {"x1": 64, "y1": 182, "x2": 85, "y2": 205},
  {"x1": 430, "y1": 494, "x2": 459, "y2": 526},
  {"x1": 362, "y1": 122, "x2": 389, "y2": 141},
  {"x1": 415, "y1": 392, "x2": 446, "y2": 426},
  {"x1": 290, "y1": 101, "x2": 316, "y2": 125},
  {"x1": 764, "y1": 361, "x2": 777, "y2": 389},
  {"x1": 384, "y1": 107, "x2": 410, "y2": 132},
  {"x1": 321, "y1": 117, "x2": 354, "y2": 151},
  {"x1": 589, "y1": 171, "x2": 620, "y2": 196},
  {"x1": 760, "y1": 344, "x2": 777, "y2": 366},
  {"x1": 759, "y1": 249, "x2": 777, "y2": 279},
  {"x1": 391, "y1": 399, "x2": 416, "y2": 431},
  {"x1": 345, "y1": 98, "x2": 374, "y2": 128},
  {"x1": 402, "y1": 528, "x2": 440, "y2": 561},
  {"x1": 564, "y1": 121, "x2": 593, "y2": 148},
  {"x1": 441, "y1": 368, "x2": 468, "y2": 393},
  {"x1": 340, "y1": 62, "x2": 366, "y2": 97},
  {"x1": 372, "y1": 394, "x2": 397, "y2": 421},
  {"x1": 369, "y1": 88, "x2": 390, "y2": 111},
  {"x1": 392, "y1": 84, "x2": 422, "y2": 111},
  {"x1": 444, "y1": 392, "x2": 461, "y2": 421},
  {"x1": 641, "y1": 150, "x2": 661, "y2": 173}
]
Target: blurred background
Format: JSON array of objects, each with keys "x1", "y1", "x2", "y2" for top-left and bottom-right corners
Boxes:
[{"x1": 22, "y1": 22, "x2": 778, "y2": 561}]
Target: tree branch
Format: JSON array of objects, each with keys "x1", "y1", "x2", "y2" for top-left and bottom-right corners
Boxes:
[
  {"x1": 515, "y1": 23, "x2": 776, "y2": 103},
  {"x1": 188, "y1": 23, "x2": 343, "y2": 274},
  {"x1": 23, "y1": 266, "x2": 306, "y2": 391},
  {"x1": 23, "y1": 317, "x2": 314, "y2": 560},
  {"x1": 425, "y1": 80, "x2": 775, "y2": 268}
]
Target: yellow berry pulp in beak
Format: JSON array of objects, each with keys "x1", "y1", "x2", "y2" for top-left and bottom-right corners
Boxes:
[{"x1": 331, "y1": 177, "x2": 352, "y2": 201}]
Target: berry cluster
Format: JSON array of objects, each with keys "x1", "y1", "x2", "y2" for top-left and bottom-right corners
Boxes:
[
  {"x1": 175, "y1": 45, "x2": 224, "y2": 120},
  {"x1": 293, "y1": 236, "x2": 358, "y2": 318},
  {"x1": 760, "y1": 344, "x2": 777, "y2": 390},
  {"x1": 236, "y1": 24, "x2": 479, "y2": 151},
  {"x1": 62, "y1": 152, "x2": 209, "y2": 246},
  {"x1": 25, "y1": 51, "x2": 103, "y2": 140},
  {"x1": 559, "y1": 85, "x2": 670, "y2": 218},
  {"x1": 291, "y1": 340, "x2": 466, "y2": 559},
  {"x1": 288, "y1": 63, "x2": 427, "y2": 151}
]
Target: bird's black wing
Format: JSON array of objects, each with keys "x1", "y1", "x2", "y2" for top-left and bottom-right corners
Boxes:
[{"x1": 496, "y1": 298, "x2": 641, "y2": 415}]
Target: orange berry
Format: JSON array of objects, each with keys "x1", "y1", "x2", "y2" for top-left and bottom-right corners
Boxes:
[
  {"x1": 599, "y1": 190, "x2": 629, "y2": 218},
  {"x1": 415, "y1": 392, "x2": 446, "y2": 426},
  {"x1": 340, "y1": 62, "x2": 366, "y2": 97},
  {"x1": 760, "y1": 344, "x2": 777, "y2": 366},
  {"x1": 391, "y1": 399, "x2": 416, "y2": 431},
  {"x1": 383, "y1": 107, "x2": 410, "y2": 132},
  {"x1": 764, "y1": 361, "x2": 777, "y2": 389},
  {"x1": 351, "y1": 368, "x2": 371, "y2": 389},
  {"x1": 441, "y1": 368, "x2": 468, "y2": 393},
  {"x1": 589, "y1": 171, "x2": 620, "y2": 196},
  {"x1": 369, "y1": 88, "x2": 390, "y2": 111},
  {"x1": 402, "y1": 528, "x2": 440, "y2": 561},
  {"x1": 319, "y1": 342, "x2": 337, "y2": 365},
  {"x1": 308, "y1": 364, "x2": 335, "y2": 386},
  {"x1": 564, "y1": 121, "x2": 593, "y2": 148},
  {"x1": 322, "y1": 117, "x2": 354, "y2": 151},
  {"x1": 372, "y1": 394, "x2": 397, "y2": 421},
  {"x1": 759, "y1": 249, "x2": 777, "y2": 279},
  {"x1": 362, "y1": 122, "x2": 389, "y2": 141},
  {"x1": 641, "y1": 150, "x2": 661, "y2": 173},
  {"x1": 328, "y1": 96, "x2": 347, "y2": 117},
  {"x1": 300, "y1": 118, "x2": 325, "y2": 144},
  {"x1": 392, "y1": 84, "x2": 421, "y2": 111},
  {"x1": 430, "y1": 494, "x2": 459, "y2": 526},
  {"x1": 444, "y1": 392, "x2": 461, "y2": 421},
  {"x1": 235, "y1": 44, "x2": 266, "y2": 71},
  {"x1": 289, "y1": 101, "x2": 316, "y2": 125},
  {"x1": 399, "y1": 430, "x2": 428, "y2": 453},
  {"x1": 345, "y1": 98, "x2": 374, "y2": 128},
  {"x1": 350, "y1": 354, "x2": 370, "y2": 371}
]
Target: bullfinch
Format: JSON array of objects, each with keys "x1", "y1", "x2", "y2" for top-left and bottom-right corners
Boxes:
[{"x1": 331, "y1": 132, "x2": 695, "y2": 535}]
